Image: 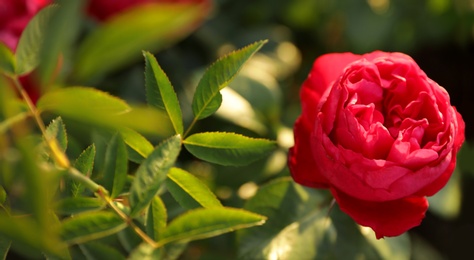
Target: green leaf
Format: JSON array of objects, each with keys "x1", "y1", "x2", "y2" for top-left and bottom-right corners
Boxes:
[
  {"x1": 118, "y1": 226, "x2": 143, "y2": 253},
  {"x1": 37, "y1": 87, "x2": 130, "y2": 116},
  {"x1": 54, "y1": 197, "x2": 105, "y2": 215},
  {"x1": 0, "y1": 43, "x2": 15, "y2": 75},
  {"x1": 237, "y1": 178, "x2": 411, "y2": 259},
  {"x1": 74, "y1": 3, "x2": 210, "y2": 80},
  {"x1": 158, "y1": 207, "x2": 266, "y2": 246},
  {"x1": 146, "y1": 196, "x2": 167, "y2": 241},
  {"x1": 166, "y1": 167, "x2": 222, "y2": 210},
  {"x1": 45, "y1": 117, "x2": 68, "y2": 153},
  {"x1": 0, "y1": 214, "x2": 67, "y2": 258},
  {"x1": 60, "y1": 211, "x2": 127, "y2": 244},
  {"x1": 37, "y1": 87, "x2": 173, "y2": 136},
  {"x1": 0, "y1": 235, "x2": 11, "y2": 260},
  {"x1": 191, "y1": 40, "x2": 266, "y2": 120},
  {"x1": 38, "y1": 0, "x2": 81, "y2": 86},
  {"x1": 144, "y1": 51, "x2": 183, "y2": 135},
  {"x1": 183, "y1": 132, "x2": 276, "y2": 166},
  {"x1": 15, "y1": 6, "x2": 55, "y2": 75},
  {"x1": 80, "y1": 242, "x2": 126, "y2": 260},
  {"x1": 103, "y1": 134, "x2": 128, "y2": 198},
  {"x1": 129, "y1": 243, "x2": 163, "y2": 260},
  {"x1": 119, "y1": 127, "x2": 154, "y2": 159},
  {"x1": 129, "y1": 135, "x2": 182, "y2": 217},
  {"x1": 70, "y1": 144, "x2": 96, "y2": 197}
]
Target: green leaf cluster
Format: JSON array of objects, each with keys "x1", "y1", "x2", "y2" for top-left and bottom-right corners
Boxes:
[{"x1": 0, "y1": 7, "x2": 274, "y2": 256}]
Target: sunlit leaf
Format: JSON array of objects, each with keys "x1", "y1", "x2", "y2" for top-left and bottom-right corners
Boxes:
[
  {"x1": 144, "y1": 51, "x2": 183, "y2": 135},
  {"x1": 15, "y1": 6, "x2": 55, "y2": 75},
  {"x1": 129, "y1": 135, "x2": 182, "y2": 217},
  {"x1": 119, "y1": 127, "x2": 154, "y2": 160},
  {"x1": 74, "y1": 3, "x2": 210, "y2": 80},
  {"x1": 80, "y1": 242, "x2": 126, "y2": 260},
  {"x1": 166, "y1": 167, "x2": 222, "y2": 210},
  {"x1": 0, "y1": 43, "x2": 15, "y2": 75},
  {"x1": 45, "y1": 117, "x2": 68, "y2": 153},
  {"x1": 54, "y1": 197, "x2": 105, "y2": 215},
  {"x1": 158, "y1": 207, "x2": 266, "y2": 245},
  {"x1": 37, "y1": 87, "x2": 130, "y2": 115},
  {"x1": 183, "y1": 132, "x2": 276, "y2": 166},
  {"x1": 191, "y1": 40, "x2": 267, "y2": 120},
  {"x1": 60, "y1": 211, "x2": 126, "y2": 244},
  {"x1": 146, "y1": 196, "x2": 167, "y2": 241},
  {"x1": 237, "y1": 178, "x2": 411, "y2": 259},
  {"x1": 103, "y1": 133, "x2": 128, "y2": 198}
]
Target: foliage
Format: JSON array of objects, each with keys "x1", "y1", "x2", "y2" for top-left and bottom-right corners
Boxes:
[{"x1": 0, "y1": 0, "x2": 472, "y2": 259}]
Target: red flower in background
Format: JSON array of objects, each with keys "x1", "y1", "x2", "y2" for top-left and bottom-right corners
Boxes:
[
  {"x1": 288, "y1": 51, "x2": 465, "y2": 238},
  {"x1": 0, "y1": 0, "x2": 50, "y2": 51},
  {"x1": 0, "y1": 0, "x2": 51, "y2": 103},
  {"x1": 87, "y1": 0, "x2": 210, "y2": 21}
]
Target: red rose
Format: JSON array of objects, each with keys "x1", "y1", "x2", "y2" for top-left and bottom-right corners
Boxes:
[
  {"x1": 0, "y1": 0, "x2": 50, "y2": 51},
  {"x1": 289, "y1": 51, "x2": 465, "y2": 238},
  {"x1": 87, "y1": 0, "x2": 210, "y2": 21}
]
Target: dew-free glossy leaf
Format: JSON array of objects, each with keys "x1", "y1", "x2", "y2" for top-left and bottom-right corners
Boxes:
[
  {"x1": 74, "y1": 3, "x2": 209, "y2": 80},
  {"x1": 166, "y1": 167, "x2": 222, "y2": 210},
  {"x1": 80, "y1": 242, "x2": 126, "y2": 260},
  {"x1": 144, "y1": 51, "x2": 183, "y2": 135},
  {"x1": 191, "y1": 40, "x2": 266, "y2": 120},
  {"x1": 129, "y1": 135, "x2": 182, "y2": 217},
  {"x1": 0, "y1": 43, "x2": 15, "y2": 75},
  {"x1": 183, "y1": 132, "x2": 276, "y2": 166},
  {"x1": 146, "y1": 196, "x2": 167, "y2": 241},
  {"x1": 158, "y1": 207, "x2": 266, "y2": 246},
  {"x1": 103, "y1": 134, "x2": 128, "y2": 198},
  {"x1": 15, "y1": 6, "x2": 55, "y2": 75},
  {"x1": 60, "y1": 211, "x2": 126, "y2": 244}
]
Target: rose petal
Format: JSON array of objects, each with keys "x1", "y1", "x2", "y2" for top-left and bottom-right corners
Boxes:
[
  {"x1": 332, "y1": 187, "x2": 428, "y2": 239},
  {"x1": 288, "y1": 116, "x2": 329, "y2": 188}
]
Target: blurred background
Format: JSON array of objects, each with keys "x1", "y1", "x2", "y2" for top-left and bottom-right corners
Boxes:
[{"x1": 78, "y1": 0, "x2": 474, "y2": 259}]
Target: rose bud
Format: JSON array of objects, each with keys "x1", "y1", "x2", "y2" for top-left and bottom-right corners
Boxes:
[{"x1": 288, "y1": 51, "x2": 465, "y2": 239}]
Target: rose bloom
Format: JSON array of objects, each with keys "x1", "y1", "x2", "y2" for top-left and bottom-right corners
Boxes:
[
  {"x1": 289, "y1": 51, "x2": 465, "y2": 238},
  {"x1": 87, "y1": 0, "x2": 210, "y2": 21}
]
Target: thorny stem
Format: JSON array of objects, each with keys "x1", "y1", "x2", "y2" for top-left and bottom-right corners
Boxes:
[{"x1": 12, "y1": 76, "x2": 158, "y2": 248}]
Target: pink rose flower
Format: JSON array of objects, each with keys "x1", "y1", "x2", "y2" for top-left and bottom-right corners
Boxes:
[
  {"x1": 0, "y1": 0, "x2": 50, "y2": 51},
  {"x1": 87, "y1": 0, "x2": 210, "y2": 21},
  {"x1": 289, "y1": 51, "x2": 465, "y2": 238}
]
